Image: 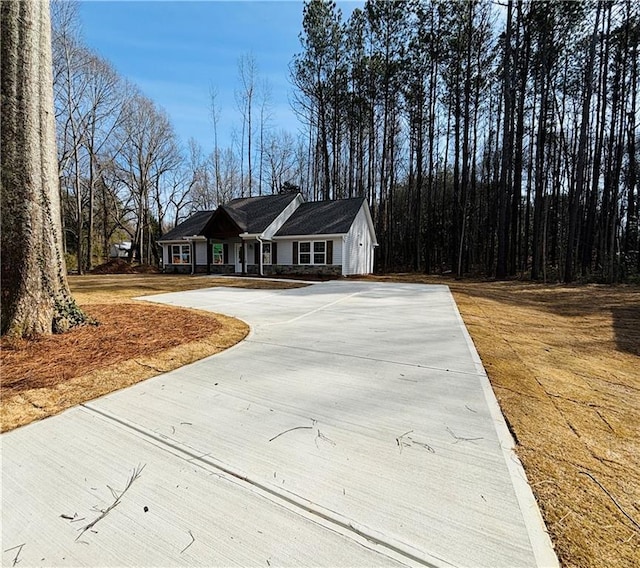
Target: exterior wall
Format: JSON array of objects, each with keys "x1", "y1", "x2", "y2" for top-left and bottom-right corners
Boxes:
[
  {"x1": 161, "y1": 241, "x2": 191, "y2": 273},
  {"x1": 161, "y1": 242, "x2": 180, "y2": 266},
  {"x1": 247, "y1": 264, "x2": 341, "y2": 277},
  {"x1": 273, "y1": 264, "x2": 342, "y2": 277},
  {"x1": 277, "y1": 240, "x2": 294, "y2": 264},
  {"x1": 209, "y1": 264, "x2": 235, "y2": 274},
  {"x1": 343, "y1": 205, "x2": 375, "y2": 275},
  {"x1": 330, "y1": 238, "x2": 342, "y2": 265},
  {"x1": 274, "y1": 238, "x2": 342, "y2": 265},
  {"x1": 161, "y1": 240, "x2": 208, "y2": 273},
  {"x1": 194, "y1": 240, "x2": 207, "y2": 265}
]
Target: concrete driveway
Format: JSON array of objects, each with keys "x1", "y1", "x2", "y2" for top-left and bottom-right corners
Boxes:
[{"x1": 2, "y1": 281, "x2": 557, "y2": 567}]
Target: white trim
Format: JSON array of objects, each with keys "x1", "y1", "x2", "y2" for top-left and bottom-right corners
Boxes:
[
  {"x1": 360, "y1": 202, "x2": 379, "y2": 247},
  {"x1": 158, "y1": 238, "x2": 189, "y2": 245},
  {"x1": 298, "y1": 240, "x2": 329, "y2": 266},
  {"x1": 272, "y1": 233, "x2": 346, "y2": 241},
  {"x1": 158, "y1": 235, "x2": 206, "y2": 244},
  {"x1": 168, "y1": 243, "x2": 191, "y2": 265}
]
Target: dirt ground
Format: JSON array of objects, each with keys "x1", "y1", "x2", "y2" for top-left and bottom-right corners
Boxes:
[
  {"x1": 1, "y1": 275, "x2": 304, "y2": 432},
  {"x1": 1, "y1": 273, "x2": 638, "y2": 567},
  {"x1": 362, "y1": 274, "x2": 639, "y2": 568}
]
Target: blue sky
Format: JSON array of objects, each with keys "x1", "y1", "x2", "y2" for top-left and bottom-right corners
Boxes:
[{"x1": 79, "y1": 0, "x2": 363, "y2": 154}]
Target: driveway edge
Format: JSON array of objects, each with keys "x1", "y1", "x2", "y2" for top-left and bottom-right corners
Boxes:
[{"x1": 445, "y1": 287, "x2": 560, "y2": 568}]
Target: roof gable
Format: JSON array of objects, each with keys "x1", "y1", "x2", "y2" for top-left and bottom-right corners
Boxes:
[
  {"x1": 275, "y1": 198, "x2": 366, "y2": 237},
  {"x1": 159, "y1": 210, "x2": 214, "y2": 241},
  {"x1": 223, "y1": 193, "x2": 299, "y2": 234}
]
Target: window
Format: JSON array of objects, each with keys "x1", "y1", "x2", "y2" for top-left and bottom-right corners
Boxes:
[
  {"x1": 171, "y1": 244, "x2": 190, "y2": 264},
  {"x1": 313, "y1": 241, "x2": 326, "y2": 265},
  {"x1": 298, "y1": 241, "x2": 326, "y2": 265},
  {"x1": 212, "y1": 243, "x2": 224, "y2": 264},
  {"x1": 262, "y1": 242, "x2": 272, "y2": 265},
  {"x1": 299, "y1": 241, "x2": 311, "y2": 264}
]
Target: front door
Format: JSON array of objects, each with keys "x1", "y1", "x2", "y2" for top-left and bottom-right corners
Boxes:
[{"x1": 234, "y1": 243, "x2": 243, "y2": 273}]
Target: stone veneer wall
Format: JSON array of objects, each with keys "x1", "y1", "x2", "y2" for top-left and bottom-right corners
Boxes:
[
  {"x1": 163, "y1": 264, "x2": 233, "y2": 274},
  {"x1": 164, "y1": 264, "x2": 341, "y2": 276},
  {"x1": 163, "y1": 264, "x2": 191, "y2": 274},
  {"x1": 247, "y1": 264, "x2": 342, "y2": 277},
  {"x1": 209, "y1": 264, "x2": 235, "y2": 274}
]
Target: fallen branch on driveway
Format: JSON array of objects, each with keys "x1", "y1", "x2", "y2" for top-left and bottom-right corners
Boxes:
[{"x1": 76, "y1": 464, "x2": 146, "y2": 542}]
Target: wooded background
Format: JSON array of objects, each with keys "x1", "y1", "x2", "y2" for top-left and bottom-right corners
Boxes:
[{"x1": 53, "y1": 0, "x2": 639, "y2": 283}]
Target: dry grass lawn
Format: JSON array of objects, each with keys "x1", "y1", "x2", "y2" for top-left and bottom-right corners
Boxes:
[
  {"x1": 1, "y1": 272, "x2": 638, "y2": 567},
  {"x1": 362, "y1": 274, "x2": 639, "y2": 568},
  {"x1": 1, "y1": 274, "x2": 304, "y2": 432}
]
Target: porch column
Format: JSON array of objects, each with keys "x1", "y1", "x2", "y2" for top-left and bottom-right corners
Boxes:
[
  {"x1": 241, "y1": 240, "x2": 246, "y2": 276},
  {"x1": 206, "y1": 238, "x2": 212, "y2": 275}
]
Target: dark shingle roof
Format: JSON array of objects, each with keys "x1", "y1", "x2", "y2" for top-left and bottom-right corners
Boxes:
[
  {"x1": 159, "y1": 210, "x2": 214, "y2": 241},
  {"x1": 222, "y1": 193, "x2": 298, "y2": 233},
  {"x1": 275, "y1": 198, "x2": 365, "y2": 237}
]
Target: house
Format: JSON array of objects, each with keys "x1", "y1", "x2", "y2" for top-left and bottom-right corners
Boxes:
[{"x1": 158, "y1": 193, "x2": 377, "y2": 276}]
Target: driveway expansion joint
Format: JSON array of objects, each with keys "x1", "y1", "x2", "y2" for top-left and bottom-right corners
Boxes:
[{"x1": 80, "y1": 403, "x2": 456, "y2": 568}]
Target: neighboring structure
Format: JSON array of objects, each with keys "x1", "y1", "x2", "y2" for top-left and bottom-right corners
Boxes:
[
  {"x1": 109, "y1": 241, "x2": 132, "y2": 259},
  {"x1": 158, "y1": 193, "x2": 377, "y2": 276}
]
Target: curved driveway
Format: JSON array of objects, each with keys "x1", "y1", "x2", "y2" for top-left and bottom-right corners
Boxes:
[{"x1": 2, "y1": 281, "x2": 557, "y2": 567}]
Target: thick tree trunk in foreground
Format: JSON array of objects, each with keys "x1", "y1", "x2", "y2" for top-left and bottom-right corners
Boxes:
[{"x1": 1, "y1": 0, "x2": 87, "y2": 338}]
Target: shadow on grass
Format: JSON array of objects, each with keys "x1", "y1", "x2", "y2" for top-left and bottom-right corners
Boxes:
[{"x1": 610, "y1": 303, "x2": 640, "y2": 356}]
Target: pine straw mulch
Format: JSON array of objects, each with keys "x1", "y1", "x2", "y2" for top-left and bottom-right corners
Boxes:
[
  {"x1": 1, "y1": 303, "x2": 248, "y2": 432},
  {"x1": 359, "y1": 274, "x2": 640, "y2": 568},
  {"x1": 1, "y1": 274, "x2": 305, "y2": 432}
]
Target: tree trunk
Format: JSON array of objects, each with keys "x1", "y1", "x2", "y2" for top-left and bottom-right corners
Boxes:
[
  {"x1": 1, "y1": 0, "x2": 88, "y2": 337},
  {"x1": 496, "y1": 0, "x2": 513, "y2": 280},
  {"x1": 564, "y1": 4, "x2": 600, "y2": 283}
]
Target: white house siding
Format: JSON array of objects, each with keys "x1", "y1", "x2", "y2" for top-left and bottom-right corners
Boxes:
[
  {"x1": 277, "y1": 240, "x2": 294, "y2": 265},
  {"x1": 344, "y1": 205, "x2": 375, "y2": 275},
  {"x1": 161, "y1": 240, "x2": 208, "y2": 271},
  {"x1": 262, "y1": 195, "x2": 303, "y2": 240},
  {"x1": 272, "y1": 239, "x2": 340, "y2": 266},
  {"x1": 330, "y1": 238, "x2": 343, "y2": 265},
  {"x1": 194, "y1": 241, "x2": 208, "y2": 266}
]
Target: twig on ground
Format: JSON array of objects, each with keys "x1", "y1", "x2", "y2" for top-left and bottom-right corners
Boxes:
[
  {"x1": 315, "y1": 429, "x2": 336, "y2": 448},
  {"x1": 411, "y1": 439, "x2": 436, "y2": 453},
  {"x1": 579, "y1": 471, "x2": 640, "y2": 532},
  {"x1": 133, "y1": 360, "x2": 167, "y2": 373},
  {"x1": 61, "y1": 512, "x2": 87, "y2": 524},
  {"x1": 269, "y1": 426, "x2": 313, "y2": 442},
  {"x1": 396, "y1": 430, "x2": 413, "y2": 454},
  {"x1": 396, "y1": 430, "x2": 436, "y2": 454},
  {"x1": 76, "y1": 464, "x2": 146, "y2": 542},
  {"x1": 395, "y1": 430, "x2": 435, "y2": 454},
  {"x1": 446, "y1": 426, "x2": 483, "y2": 444},
  {"x1": 180, "y1": 530, "x2": 195, "y2": 554},
  {"x1": 4, "y1": 543, "x2": 25, "y2": 567}
]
